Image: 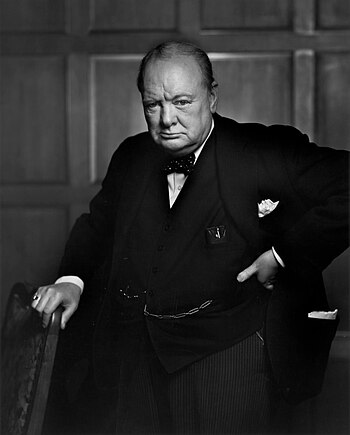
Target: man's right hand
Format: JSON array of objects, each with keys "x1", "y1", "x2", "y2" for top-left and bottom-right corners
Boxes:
[{"x1": 31, "y1": 282, "x2": 81, "y2": 329}]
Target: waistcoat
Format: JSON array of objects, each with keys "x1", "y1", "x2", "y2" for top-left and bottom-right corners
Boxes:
[{"x1": 112, "y1": 132, "x2": 268, "y2": 372}]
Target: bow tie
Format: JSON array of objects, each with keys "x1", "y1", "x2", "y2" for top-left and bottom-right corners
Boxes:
[{"x1": 162, "y1": 153, "x2": 196, "y2": 176}]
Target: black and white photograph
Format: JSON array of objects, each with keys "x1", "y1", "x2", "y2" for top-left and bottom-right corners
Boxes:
[{"x1": 1, "y1": 1, "x2": 349, "y2": 434}]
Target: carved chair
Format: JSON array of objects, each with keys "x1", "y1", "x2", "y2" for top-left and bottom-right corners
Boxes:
[{"x1": 1, "y1": 283, "x2": 61, "y2": 435}]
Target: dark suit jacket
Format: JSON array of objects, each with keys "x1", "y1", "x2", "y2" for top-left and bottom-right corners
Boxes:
[{"x1": 60, "y1": 113, "x2": 349, "y2": 403}]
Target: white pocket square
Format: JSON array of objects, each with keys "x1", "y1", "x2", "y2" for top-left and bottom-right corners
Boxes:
[
  {"x1": 308, "y1": 309, "x2": 338, "y2": 320},
  {"x1": 258, "y1": 199, "x2": 279, "y2": 218}
]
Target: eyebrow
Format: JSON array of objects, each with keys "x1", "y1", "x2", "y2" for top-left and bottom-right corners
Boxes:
[
  {"x1": 143, "y1": 93, "x2": 194, "y2": 102},
  {"x1": 172, "y1": 93, "x2": 193, "y2": 99}
]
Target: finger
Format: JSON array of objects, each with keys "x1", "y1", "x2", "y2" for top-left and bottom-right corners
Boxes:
[
  {"x1": 31, "y1": 295, "x2": 41, "y2": 309},
  {"x1": 40, "y1": 299, "x2": 60, "y2": 328},
  {"x1": 34, "y1": 290, "x2": 52, "y2": 313},
  {"x1": 237, "y1": 263, "x2": 258, "y2": 282},
  {"x1": 31, "y1": 286, "x2": 46, "y2": 309},
  {"x1": 61, "y1": 304, "x2": 77, "y2": 329}
]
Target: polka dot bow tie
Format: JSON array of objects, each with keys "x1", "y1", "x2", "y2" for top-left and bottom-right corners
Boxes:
[{"x1": 162, "y1": 152, "x2": 196, "y2": 176}]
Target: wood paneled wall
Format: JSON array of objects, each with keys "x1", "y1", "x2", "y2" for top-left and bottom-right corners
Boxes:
[
  {"x1": 1, "y1": 1, "x2": 349, "y2": 432},
  {"x1": 1, "y1": 1, "x2": 349, "y2": 330}
]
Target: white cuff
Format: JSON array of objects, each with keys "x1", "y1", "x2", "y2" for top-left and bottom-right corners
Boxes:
[
  {"x1": 271, "y1": 246, "x2": 285, "y2": 268},
  {"x1": 55, "y1": 276, "x2": 84, "y2": 293}
]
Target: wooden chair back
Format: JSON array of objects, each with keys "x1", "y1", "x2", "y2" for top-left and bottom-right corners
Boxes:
[{"x1": 1, "y1": 283, "x2": 61, "y2": 435}]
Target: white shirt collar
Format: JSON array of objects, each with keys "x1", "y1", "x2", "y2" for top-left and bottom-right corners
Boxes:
[{"x1": 167, "y1": 118, "x2": 215, "y2": 208}]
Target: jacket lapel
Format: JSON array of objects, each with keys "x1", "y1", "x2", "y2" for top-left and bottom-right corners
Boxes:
[
  {"x1": 111, "y1": 138, "x2": 168, "y2": 261},
  {"x1": 111, "y1": 115, "x2": 262, "y2": 263},
  {"x1": 214, "y1": 115, "x2": 261, "y2": 252}
]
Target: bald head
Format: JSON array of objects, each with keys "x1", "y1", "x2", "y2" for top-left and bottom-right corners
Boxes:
[{"x1": 137, "y1": 41, "x2": 217, "y2": 94}]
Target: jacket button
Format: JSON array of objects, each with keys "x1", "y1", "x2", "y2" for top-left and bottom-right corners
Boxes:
[
  {"x1": 152, "y1": 266, "x2": 158, "y2": 274},
  {"x1": 157, "y1": 245, "x2": 164, "y2": 251},
  {"x1": 148, "y1": 290, "x2": 154, "y2": 297}
]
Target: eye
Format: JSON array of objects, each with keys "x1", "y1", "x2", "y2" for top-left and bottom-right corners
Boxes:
[
  {"x1": 144, "y1": 102, "x2": 158, "y2": 111},
  {"x1": 174, "y1": 99, "x2": 191, "y2": 107}
]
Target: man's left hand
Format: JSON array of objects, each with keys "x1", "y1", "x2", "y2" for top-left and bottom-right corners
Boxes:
[{"x1": 237, "y1": 249, "x2": 279, "y2": 290}]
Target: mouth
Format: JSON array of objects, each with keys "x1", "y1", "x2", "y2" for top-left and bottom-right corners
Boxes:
[{"x1": 159, "y1": 132, "x2": 181, "y2": 140}]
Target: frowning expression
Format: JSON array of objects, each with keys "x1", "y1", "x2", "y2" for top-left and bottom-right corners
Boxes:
[{"x1": 142, "y1": 55, "x2": 217, "y2": 157}]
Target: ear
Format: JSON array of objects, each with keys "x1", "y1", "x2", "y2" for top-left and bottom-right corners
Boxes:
[{"x1": 209, "y1": 81, "x2": 218, "y2": 113}]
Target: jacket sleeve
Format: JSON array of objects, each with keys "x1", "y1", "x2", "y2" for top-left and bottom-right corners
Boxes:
[
  {"x1": 58, "y1": 139, "x2": 133, "y2": 283},
  {"x1": 272, "y1": 127, "x2": 349, "y2": 274}
]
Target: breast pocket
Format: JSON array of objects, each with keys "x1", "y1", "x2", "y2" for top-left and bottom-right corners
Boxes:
[{"x1": 205, "y1": 225, "x2": 229, "y2": 246}]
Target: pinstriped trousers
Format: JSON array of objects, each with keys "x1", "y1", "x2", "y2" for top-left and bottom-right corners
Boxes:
[{"x1": 112, "y1": 331, "x2": 276, "y2": 434}]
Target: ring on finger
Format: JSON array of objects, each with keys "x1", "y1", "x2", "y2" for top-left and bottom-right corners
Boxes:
[{"x1": 32, "y1": 292, "x2": 41, "y2": 301}]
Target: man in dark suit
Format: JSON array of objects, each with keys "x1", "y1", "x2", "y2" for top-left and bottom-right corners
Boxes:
[{"x1": 32, "y1": 41, "x2": 348, "y2": 433}]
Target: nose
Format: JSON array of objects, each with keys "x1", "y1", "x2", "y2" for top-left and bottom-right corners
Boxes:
[{"x1": 160, "y1": 104, "x2": 177, "y2": 128}]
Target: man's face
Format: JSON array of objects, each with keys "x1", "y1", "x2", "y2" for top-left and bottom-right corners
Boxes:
[{"x1": 142, "y1": 55, "x2": 218, "y2": 157}]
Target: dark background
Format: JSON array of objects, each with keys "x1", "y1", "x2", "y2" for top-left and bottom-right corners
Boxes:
[{"x1": 1, "y1": 0, "x2": 349, "y2": 433}]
